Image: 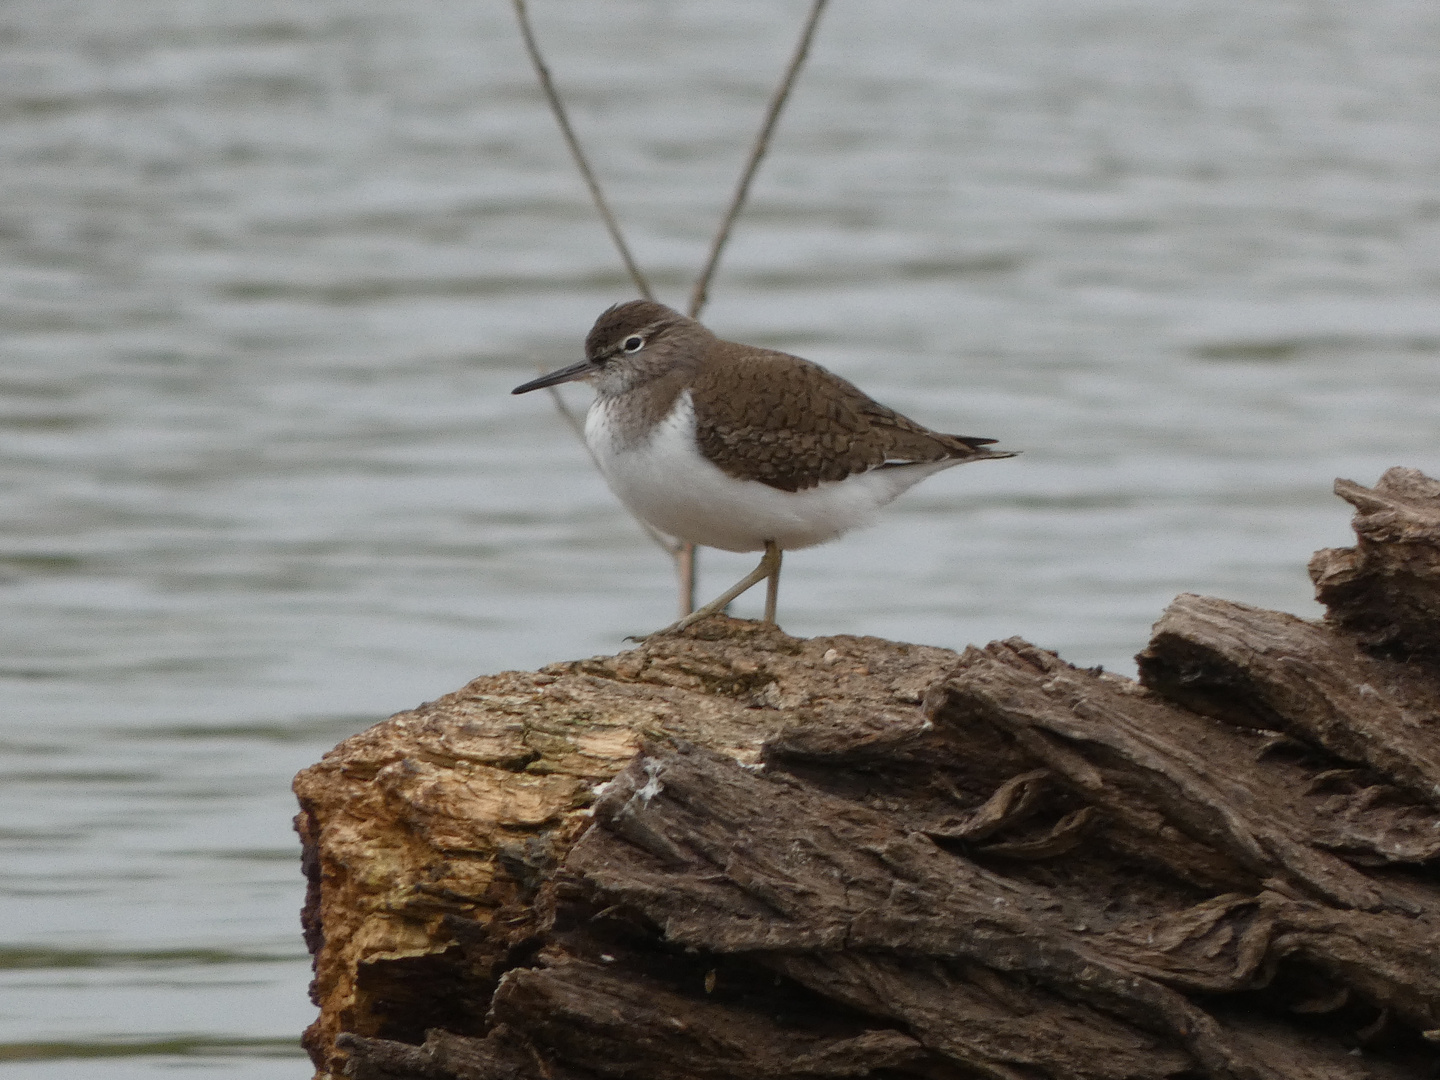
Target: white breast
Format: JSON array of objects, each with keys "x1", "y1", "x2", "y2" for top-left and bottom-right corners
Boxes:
[{"x1": 584, "y1": 390, "x2": 958, "y2": 553}]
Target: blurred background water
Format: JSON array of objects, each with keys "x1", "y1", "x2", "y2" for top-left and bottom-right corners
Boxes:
[{"x1": 3, "y1": 0, "x2": 1439, "y2": 1075}]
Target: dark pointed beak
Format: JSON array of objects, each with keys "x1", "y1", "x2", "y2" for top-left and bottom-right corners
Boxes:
[{"x1": 512, "y1": 359, "x2": 594, "y2": 395}]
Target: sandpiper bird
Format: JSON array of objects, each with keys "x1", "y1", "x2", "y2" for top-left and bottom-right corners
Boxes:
[{"x1": 513, "y1": 300, "x2": 1015, "y2": 634}]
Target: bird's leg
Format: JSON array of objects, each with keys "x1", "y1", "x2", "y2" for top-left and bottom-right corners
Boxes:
[
  {"x1": 763, "y1": 545, "x2": 782, "y2": 626},
  {"x1": 654, "y1": 541, "x2": 781, "y2": 636},
  {"x1": 677, "y1": 541, "x2": 697, "y2": 617}
]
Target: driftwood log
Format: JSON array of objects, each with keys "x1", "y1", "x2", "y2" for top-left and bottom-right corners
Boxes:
[{"x1": 294, "y1": 467, "x2": 1440, "y2": 1080}]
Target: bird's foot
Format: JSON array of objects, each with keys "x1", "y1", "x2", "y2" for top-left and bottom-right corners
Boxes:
[
  {"x1": 629, "y1": 542, "x2": 782, "y2": 640},
  {"x1": 628, "y1": 611, "x2": 778, "y2": 643},
  {"x1": 629, "y1": 602, "x2": 733, "y2": 641}
]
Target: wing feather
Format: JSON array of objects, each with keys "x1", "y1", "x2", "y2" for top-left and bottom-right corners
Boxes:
[{"x1": 690, "y1": 345, "x2": 1001, "y2": 493}]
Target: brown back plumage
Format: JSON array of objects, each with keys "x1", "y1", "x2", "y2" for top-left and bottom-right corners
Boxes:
[{"x1": 690, "y1": 338, "x2": 1012, "y2": 493}]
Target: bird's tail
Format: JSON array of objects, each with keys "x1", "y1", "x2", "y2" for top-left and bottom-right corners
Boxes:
[{"x1": 943, "y1": 434, "x2": 1019, "y2": 461}]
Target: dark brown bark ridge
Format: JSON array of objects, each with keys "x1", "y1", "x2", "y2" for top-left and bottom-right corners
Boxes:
[{"x1": 297, "y1": 468, "x2": 1440, "y2": 1080}]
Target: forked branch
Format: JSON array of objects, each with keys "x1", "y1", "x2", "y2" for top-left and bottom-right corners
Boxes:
[{"x1": 511, "y1": 0, "x2": 833, "y2": 617}]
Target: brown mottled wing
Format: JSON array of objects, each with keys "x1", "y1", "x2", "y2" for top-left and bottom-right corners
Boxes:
[{"x1": 690, "y1": 343, "x2": 1005, "y2": 493}]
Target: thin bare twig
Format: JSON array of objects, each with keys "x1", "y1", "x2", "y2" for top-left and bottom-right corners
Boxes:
[
  {"x1": 511, "y1": 0, "x2": 654, "y2": 301},
  {"x1": 687, "y1": 0, "x2": 829, "y2": 319}
]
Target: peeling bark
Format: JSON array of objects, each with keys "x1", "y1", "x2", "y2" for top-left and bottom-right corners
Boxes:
[
  {"x1": 1310, "y1": 467, "x2": 1440, "y2": 662},
  {"x1": 1138, "y1": 593, "x2": 1440, "y2": 816}
]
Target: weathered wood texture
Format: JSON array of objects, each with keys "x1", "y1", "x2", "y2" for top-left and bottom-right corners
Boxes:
[
  {"x1": 293, "y1": 626, "x2": 959, "y2": 1078},
  {"x1": 1310, "y1": 466, "x2": 1440, "y2": 662},
  {"x1": 1138, "y1": 594, "x2": 1440, "y2": 818},
  {"x1": 298, "y1": 469, "x2": 1440, "y2": 1080}
]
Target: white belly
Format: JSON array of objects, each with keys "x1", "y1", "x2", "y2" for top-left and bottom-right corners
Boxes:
[{"x1": 584, "y1": 391, "x2": 958, "y2": 553}]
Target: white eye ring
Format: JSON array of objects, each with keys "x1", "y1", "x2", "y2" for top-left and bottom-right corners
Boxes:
[{"x1": 622, "y1": 335, "x2": 645, "y2": 353}]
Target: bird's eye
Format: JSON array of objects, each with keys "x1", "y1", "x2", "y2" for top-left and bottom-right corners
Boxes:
[{"x1": 622, "y1": 335, "x2": 645, "y2": 353}]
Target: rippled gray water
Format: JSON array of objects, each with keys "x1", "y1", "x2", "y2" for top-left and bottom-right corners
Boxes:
[{"x1": 4, "y1": 0, "x2": 1440, "y2": 1074}]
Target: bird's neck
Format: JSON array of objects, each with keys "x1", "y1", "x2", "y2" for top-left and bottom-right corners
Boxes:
[{"x1": 592, "y1": 368, "x2": 693, "y2": 451}]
